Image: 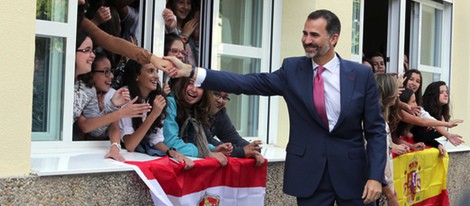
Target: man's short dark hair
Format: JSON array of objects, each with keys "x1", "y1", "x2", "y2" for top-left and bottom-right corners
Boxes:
[{"x1": 307, "y1": 9, "x2": 341, "y2": 36}]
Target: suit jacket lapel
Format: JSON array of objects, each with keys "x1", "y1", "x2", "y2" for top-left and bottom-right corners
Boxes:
[
  {"x1": 332, "y1": 58, "x2": 355, "y2": 132},
  {"x1": 299, "y1": 57, "x2": 330, "y2": 129}
]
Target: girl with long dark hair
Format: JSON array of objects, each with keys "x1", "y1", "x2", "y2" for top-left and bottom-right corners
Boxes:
[{"x1": 119, "y1": 60, "x2": 194, "y2": 169}]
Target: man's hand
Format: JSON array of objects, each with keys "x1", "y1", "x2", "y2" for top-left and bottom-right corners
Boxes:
[
  {"x1": 362, "y1": 179, "x2": 382, "y2": 205},
  {"x1": 104, "y1": 146, "x2": 125, "y2": 162},
  {"x1": 150, "y1": 56, "x2": 175, "y2": 75},
  {"x1": 162, "y1": 56, "x2": 193, "y2": 78}
]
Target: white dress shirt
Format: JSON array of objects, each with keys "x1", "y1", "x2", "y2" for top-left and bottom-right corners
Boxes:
[{"x1": 312, "y1": 55, "x2": 341, "y2": 131}]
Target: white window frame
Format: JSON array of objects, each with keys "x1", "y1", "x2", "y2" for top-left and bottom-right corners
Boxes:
[
  {"x1": 32, "y1": 0, "x2": 78, "y2": 151},
  {"x1": 409, "y1": 0, "x2": 451, "y2": 86},
  {"x1": 351, "y1": 0, "x2": 365, "y2": 63},
  {"x1": 386, "y1": 0, "x2": 451, "y2": 84},
  {"x1": 387, "y1": 0, "x2": 407, "y2": 74},
  {"x1": 32, "y1": 0, "x2": 167, "y2": 154},
  {"x1": 208, "y1": 0, "x2": 278, "y2": 144}
]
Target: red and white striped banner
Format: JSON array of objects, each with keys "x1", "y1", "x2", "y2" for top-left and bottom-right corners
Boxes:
[{"x1": 127, "y1": 157, "x2": 267, "y2": 206}]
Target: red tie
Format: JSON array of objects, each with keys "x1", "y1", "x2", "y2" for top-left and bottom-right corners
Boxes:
[{"x1": 314, "y1": 65, "x2": 328, "y2": 128}]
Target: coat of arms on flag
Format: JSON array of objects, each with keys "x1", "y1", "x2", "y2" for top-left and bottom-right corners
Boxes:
[
  {"x1": 393, "y1": 148, "x2": 450, "y2": 206},
  {"x1": 126, "y1": 156, "x2": 267, "y2": 206}
]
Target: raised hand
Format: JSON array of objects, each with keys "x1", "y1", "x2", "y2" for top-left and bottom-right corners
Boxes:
[
  {"x1": 111, "y1": 87, "x2": 131, "y2": 107},
  {"x1": 119, "y1": 96, "x2": 151, "y2": 118},
  {"x1": 151, "y1": 95, "x2": 166, "y2": 116},
  {"x1": 447, "y1": 119, "x2": 464, "y2": 128},
  {"x1": 162, "y1": 82, "x2": 171, "y2": 96},
  {"x1": 448, "y1": 133, "x2": 465, "y2": 146},
  {"x1": 182, "y1": 18, "x2": 199, "y2": 37},
  {"x1": 162, "y1": 8, "x2": 177, "y2": 31},
  {"x1": 92, "y1": 6, "x2": 111, "y2": 25}
]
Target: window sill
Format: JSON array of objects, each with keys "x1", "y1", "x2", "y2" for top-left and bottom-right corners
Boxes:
[
  {"x1": 437, "y1": 137, "x2": 470, "y2": 153},
  {"x1": 31, "y1": 145, "x2": 286, "y2": 176}
]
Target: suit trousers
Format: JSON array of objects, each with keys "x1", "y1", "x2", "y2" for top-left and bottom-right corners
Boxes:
[{"x1": 296, "y1": 162, "x2": 375, "y2": 206}]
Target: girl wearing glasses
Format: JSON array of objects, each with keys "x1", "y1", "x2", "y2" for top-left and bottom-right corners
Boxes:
[
  {"x1": 74, "y1": 33, "x2": 151, "y2": 161},
  {"x1": 163, "y1": 77, "x2": 232, "y2": 167}
]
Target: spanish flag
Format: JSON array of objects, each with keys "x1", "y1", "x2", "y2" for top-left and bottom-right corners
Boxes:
[{"x1": 393, "y1": 148, "x2": 450, "y2": 206}]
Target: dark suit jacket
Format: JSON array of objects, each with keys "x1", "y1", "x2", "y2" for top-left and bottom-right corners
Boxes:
[{"x1": 200, "y1": 55, "x2": 387, "y2": 199}]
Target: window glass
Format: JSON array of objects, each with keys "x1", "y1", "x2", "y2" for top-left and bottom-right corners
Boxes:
[
  {"x1": 32, "y1": 36, "x2": 66, "y2": 141},
  {"x1": 219, "y1": 55, "x2": 260, "y2": 137},
  {"x1": 219, "y1": 0, "x2": 263, "y2": 47},
  {"x1": 351, "y1": 0, "x2": 361, "y2": 55},
  {"x1": 420, "y1": 4, "x2": 442, "y2": 67},
  {"x1": 36, "y1": 0, "x2": 68, "y2": 22},
  {"x1": 421, "y1": 71, "x2": 441, "y2": 90}
]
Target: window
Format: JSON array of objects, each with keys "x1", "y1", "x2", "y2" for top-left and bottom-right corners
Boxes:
[
  {"x1": 409, "y1": 0, "x2": 451, "y2": 87},
  {"x1": 32, "y1": 0, "x2": 163, "y2": 151},
  {"x1": 33, "y1": 0, "x2": 76, "y2": 142},
  {"x1": 32, "y1": 0, "x2": 278, "y2": 152},
  {"x1": 207, "y1": 0, "x2": 273, "y2": 141},
  {"x1": 351, "y1": 0, "x2": 364, "y2": 62}
]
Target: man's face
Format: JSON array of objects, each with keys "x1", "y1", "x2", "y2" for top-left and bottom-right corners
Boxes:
[{"x1": 301, "y1": 18, "x2": 337, "y2": 59}]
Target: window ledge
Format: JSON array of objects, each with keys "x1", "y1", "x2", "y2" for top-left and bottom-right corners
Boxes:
[
  {"x1": 437, "y1": 137, "x2": 470, "y2": 153},
  {"x1": 31, "y1": 145, "x2": 286, "y2": 176}
]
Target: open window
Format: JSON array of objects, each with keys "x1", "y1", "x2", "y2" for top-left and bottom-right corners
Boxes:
[
  {"x1": 362, "y1": 0, "x2": 451, "y2": 86},
  {"x1": 32, "y1": 0, "x2": 277, "y2": 153}
]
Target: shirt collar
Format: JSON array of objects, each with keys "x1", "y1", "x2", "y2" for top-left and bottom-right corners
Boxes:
[{"x1": 311, "y1": 54, "x2": 340, "y2": 73}]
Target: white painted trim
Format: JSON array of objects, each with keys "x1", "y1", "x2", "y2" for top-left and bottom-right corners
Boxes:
[
  {"x1": 31, "y1": 145, "x2": 287, "y2": 176},
  {"x1": 268, "y1": 0, "x2": 282, "y2": 145},
  {"x1": 387, "y1": 0, "x2": 406, "y2": 74}
]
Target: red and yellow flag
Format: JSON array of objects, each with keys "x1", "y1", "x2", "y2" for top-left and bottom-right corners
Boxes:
[{"x1": 393, "y1": 148, "x2": 450, "y2": 206}]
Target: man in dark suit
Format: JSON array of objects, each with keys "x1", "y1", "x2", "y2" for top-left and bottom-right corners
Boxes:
[{"x1": 165, "y1": 9, "x2": 386, "y2": 206}]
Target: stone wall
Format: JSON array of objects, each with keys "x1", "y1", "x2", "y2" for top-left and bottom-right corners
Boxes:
[
  {"x1": 1, "y1": 153, "x2": 468, "y2": 205},
  {"x1": 0, "y1": 162, "x2": 295, "y2": 205}
]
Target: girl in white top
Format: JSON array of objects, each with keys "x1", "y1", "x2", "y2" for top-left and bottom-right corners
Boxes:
[{"x1": 119, "y1": 60, "x2": 194, "y2": 170}]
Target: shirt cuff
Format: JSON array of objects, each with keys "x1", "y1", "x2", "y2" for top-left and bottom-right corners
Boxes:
[{"x1": 194, "y1": 67, "x2": 206, "y2": 87}]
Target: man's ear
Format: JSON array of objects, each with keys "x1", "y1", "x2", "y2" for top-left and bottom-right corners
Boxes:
[{"x1": 330, "y1": 34, "x2": 339, "y2": 47}]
